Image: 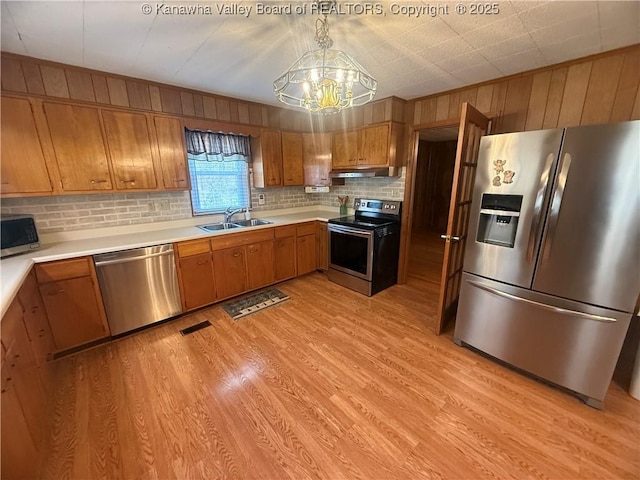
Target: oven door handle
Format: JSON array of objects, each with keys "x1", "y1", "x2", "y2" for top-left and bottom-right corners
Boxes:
[{"x1": 328, "y1": 224, "x2": 374, "y2": 238}]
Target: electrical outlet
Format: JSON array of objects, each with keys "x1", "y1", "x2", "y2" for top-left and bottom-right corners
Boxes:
[{"x1": 258, "y1": 193, "x2": 266, "y2": 206}]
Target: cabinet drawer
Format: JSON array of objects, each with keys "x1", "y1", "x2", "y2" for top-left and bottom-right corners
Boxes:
[
  {"x1": 35, "y1": 257, "x2": 91, "y2": 283},
  {"x1": 211, "y1": 228, "x2": 274, "y2": 250},
  {"x1": 274, "y1": 225, "x2": 296, "y2": 239},
  {"x1": 176, "y1": 239, "x2": 211, "y2": 257},
  {"x1": 296, "y1": 222, "x2": 316, "y2": 236}
]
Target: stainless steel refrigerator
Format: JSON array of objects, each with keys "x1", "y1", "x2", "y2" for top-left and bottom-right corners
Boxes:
[{"x1": 454, "y1": 120, "x2": 639, "y2": 409}]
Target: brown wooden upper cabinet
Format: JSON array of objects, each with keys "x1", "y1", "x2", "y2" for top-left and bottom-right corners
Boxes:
[
  {"x1": 43, "y1": 102, "x2": 113, "y2": 192},
  {"x1": 1, "y1": 96, "x2": 53, "y2": 195},
  {"x1": 252, "y1": 129, "x2": 283, "y2": 187},
  {"x1": 102, "y1": 110, "x2": 158, "y2": 190},
  {"x1": 154, "y1": 116, "x2": 190, "y2": 190},
  {"x1": 302, "y1": 132, "x2": 335, "y2": 186},
  {"x1": 281, "y1": 131, "x2": 304, "y2": 186},
  {"x1": 332, "y1": 122, "x2": 404, "y2": 169}
]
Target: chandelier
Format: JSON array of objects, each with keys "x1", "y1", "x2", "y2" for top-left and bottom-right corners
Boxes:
[{"x1": 273, "y1": 0, "x2": 377, "y2": 115}]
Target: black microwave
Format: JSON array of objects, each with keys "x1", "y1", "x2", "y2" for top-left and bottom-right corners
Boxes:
[{"x1": 1, "y1": 214, "x2": 40, "y2": 258}]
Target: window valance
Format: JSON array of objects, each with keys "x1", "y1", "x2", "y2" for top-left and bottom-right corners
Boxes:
[{"x1": 184, "y1": 129, "x2": 251, "y2": 161}]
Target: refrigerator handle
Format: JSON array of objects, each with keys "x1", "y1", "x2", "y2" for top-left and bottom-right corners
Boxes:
[
  {"x1": 527, "y1": 153, "x2": 556, "y2": 263},
  {"x1": 467, "y1": 280, "x2": 617, "y2": 323},
  {"x1": 540, "y1": 153, "x2": 572, "y2": 264}
]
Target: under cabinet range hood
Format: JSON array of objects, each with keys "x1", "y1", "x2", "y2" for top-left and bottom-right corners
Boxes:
[{"x1": 329, "y1": 166, "x2": 399, "y2": 178}]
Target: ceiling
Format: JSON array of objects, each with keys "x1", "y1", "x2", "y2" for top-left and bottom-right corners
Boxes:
[{"x1": 1, "y1": 1, "x2": 639, "y2": 108}]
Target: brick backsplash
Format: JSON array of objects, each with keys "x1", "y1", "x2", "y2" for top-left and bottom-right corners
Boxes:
[{"x1": 1, "y1": 168, "x2": 406, "y2": 233}]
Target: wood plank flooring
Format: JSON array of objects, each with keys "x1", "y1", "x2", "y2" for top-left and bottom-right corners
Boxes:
[{"x1": 38, "y1": 237, "x2": 640, "y2": 479}]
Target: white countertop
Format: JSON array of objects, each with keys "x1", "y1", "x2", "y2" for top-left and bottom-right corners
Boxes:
[{"x1": 0, "y1": 206, "x2": 344, "y2": 318}]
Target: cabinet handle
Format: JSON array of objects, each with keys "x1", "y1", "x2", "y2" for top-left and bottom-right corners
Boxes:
[
  {"x1": 175, "y1": 178, "x2": 186, "y2": 183},
  {"x1": 277, "y1": 241, "x2": 285, "y2": 247},
  {"x1": 233, "y1": 252, "x2": 241, "y2": 257},
  {"x1": 197, "y1": 259, "x2": 208, "y2": 265},
  {"x1": 1, "y1": 182, "x2": 9, "y2": 185},
  {"x1": 90, "y1": 179, "x2": 108, "y2": 184},
  {"x1": 1, "y1": 377, "x2": 12, "y2": 393},
  {"x1": 120, "y1": 179, "x2": 136, "y2": 184}
]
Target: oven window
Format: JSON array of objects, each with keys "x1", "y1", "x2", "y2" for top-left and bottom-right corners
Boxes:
[{"x1": 330, "y1": 230, "x2": 370, "y2": 276}]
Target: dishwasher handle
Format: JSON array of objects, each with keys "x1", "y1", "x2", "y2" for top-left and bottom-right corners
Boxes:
[{"x1": 94, "y1": 249, "x2": 174, "y2": 267}]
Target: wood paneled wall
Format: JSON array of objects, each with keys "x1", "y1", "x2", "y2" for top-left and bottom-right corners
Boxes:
[
  {"x1": 0, "y1": 52, "x2": 316, "y2": 132},
  {"x1": 1, "y1": 52, "x2": 407, "y2": 133},
  {"x1": 409, "y1": 44, "x2": 640, "y2": 133}
]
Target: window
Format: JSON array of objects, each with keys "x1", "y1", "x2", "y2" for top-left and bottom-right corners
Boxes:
[
  {"x1": 188, "y1": 153, "x2": 250, "y2": 214},
  {"x1": 184, "y1": 130, "x2": 252, "y2": 215}
]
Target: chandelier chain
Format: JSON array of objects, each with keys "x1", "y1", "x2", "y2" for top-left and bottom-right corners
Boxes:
[{"x1": 314, "y1": 15, "x2": 333, "y2": 50}]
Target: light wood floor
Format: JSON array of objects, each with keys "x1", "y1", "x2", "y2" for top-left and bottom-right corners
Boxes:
[{"x1": 40, "y1": 242, "x2": 640, "y2": 479}]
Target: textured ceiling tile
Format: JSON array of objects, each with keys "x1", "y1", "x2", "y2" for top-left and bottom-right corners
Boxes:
[
  {"x1": 510, "y1": 0, "x2": 550, "y2": 15},
  {"x1": 441, "y1": 2, "x2": 517, "y2": 34},
  {"x1": 491, "y1": 48, "x2": 547, "y2": 76},
  {"x1": 388, "y1": 19, "x2": 459, "y2": 50},
  {"x1": 518, "y1": 1, "x2": 598, "y2": 31},
  {"x1": 462, "y1": 15, "x2": 530, "y2": 49},
  {"x1": 416, "y1": 37, "x2": 475, "y2": 64},
  {"x1": 0, "y1": 3, "x2": 27, "y2": 55},
  {"x1": 450, "y1": 62, "x2": 503, "y2": 84},
  {"x1": 538, "y1": 32, "x2": 603, "y2": 64},
  {"x1": 478, "y1": 34, "x2": 538, "y2": 61},
  {"x1": 600, "y1": 26, "x2": 640, "y2": 52},
  {"x1": 435, "y1": 51, "x2": 488, "y2": 73},
  {"x1": 528, "y1": 15, "x2": 600, "y2": 47}
]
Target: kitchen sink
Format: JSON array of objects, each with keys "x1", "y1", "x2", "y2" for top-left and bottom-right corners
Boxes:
[
  {"x1": 197, "y1": 222, "x2": 243, "y2": 231},
  {"x1": 233, "y1": 218, "x2": 273, "y2": 227},
  {"x1": 197, "y1": 219, "x2": 272, "y2": 232}
]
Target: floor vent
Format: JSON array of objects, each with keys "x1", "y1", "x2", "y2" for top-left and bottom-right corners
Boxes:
[{"x1": 180, "y1": 320, "x2": 212, "y2": 336}]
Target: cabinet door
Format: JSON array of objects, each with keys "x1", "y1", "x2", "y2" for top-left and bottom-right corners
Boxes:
[
  {"x1": 317, "y1": 222, "x2": 328, "y2": 271},
  {"x1": 102, "y1": 110, "x2": 158, "y2": 190},
  {"x1": 332, "y1": 130, "x2": 359, "y2": 168},
  {"x1": 43, "y1": 102, "x2": 113, "y2": 191},
  {"x1": 257, "y1": 129, "x2": 283, "y2": 187},
  {"x1": 154, "y1": 116, "x2": 190, "y2": 189},
  {"x1": 17, "y1": 270, "x2": 54, "y2": 366},
  {"x1": 1, "y1": 372, "x2": 38, "y2": 480},
  {"x1": 281, "y1": 132, "x2": 304, "y2": 186},
  {"x1": 1, "y1": 97, "x2": 52, "y2": 195},
  {"x1": 359, "y1": 124, "x2": 389, "y2": 166},
  {"x1": 297, "y1": 233, "x2": 317, "y2": 276},
  {"x1": 274, "y1": 236, "x2": 296, "y2": 281},
  {"x1": 39, "y1": 277, "x2": 109, "y2": 351},
  {"x1": 303, "y1": 132, "x2": 333, "y2": 186},
  {"x1": 212, "y1": 247, "x2": 247, "y2": 299},
  {"x1": 179, "y1": 253, "x2": 216, "y2": 311},
  {"x1": 246, "y1": 240, "x2": 275, "y2": 290}
]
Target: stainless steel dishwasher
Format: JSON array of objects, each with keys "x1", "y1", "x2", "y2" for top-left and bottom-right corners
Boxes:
[{"x1": 93, "y1": 244, "x2": 182, "y2": 336}]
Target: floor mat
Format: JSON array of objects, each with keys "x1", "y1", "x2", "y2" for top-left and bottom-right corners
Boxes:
[{"x1": 222, "y1": 288, "x2": 290, "y2": 320}]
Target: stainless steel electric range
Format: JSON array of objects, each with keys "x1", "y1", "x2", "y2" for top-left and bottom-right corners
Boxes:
[{"x1": 328, "y1": 198, "x2": 402, "y2": 296}]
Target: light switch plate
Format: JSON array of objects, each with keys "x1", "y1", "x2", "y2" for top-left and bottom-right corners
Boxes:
[
  {"x1": 258, "y1": 193, "x2": 265, "y2": 205},
  {"x1": 305, "y1": 186, "x2": 330, "y2": 193}
]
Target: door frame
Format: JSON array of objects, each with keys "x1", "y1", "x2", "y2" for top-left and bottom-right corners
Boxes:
[{"x1": 397, "y1": 118, "x2": 466, "y2": 286}]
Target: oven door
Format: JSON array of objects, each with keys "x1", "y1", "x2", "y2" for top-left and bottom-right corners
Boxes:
[{"x1": 328, "y1": 224, "x2": 374, "y2": 281}]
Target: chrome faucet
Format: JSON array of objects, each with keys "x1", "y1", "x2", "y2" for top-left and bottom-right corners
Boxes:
[{"x1": 224, "y1": 206, "x2": 245, "y2": 223}]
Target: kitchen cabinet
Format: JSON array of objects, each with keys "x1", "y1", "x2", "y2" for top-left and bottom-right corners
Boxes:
[
  {"x1": 176, "y1": 239, "x2": 217, "y2": 311},
  {"x1": 274, "y1": 225, "x2": 296, "y2": 281},
  {"x1": 252, "y1": 129, "x2": 283, "y2": 187},
  {"x1": 213, "y1": 247, "x2": 248, "y2": 299},
  {"x1": 296, "y1": 222, "x2": 317, "y2": 276},
  {"x1": 1, "y1": 96, "x2": 53, "y2": 195},
  {"x1": 153, "y1": 115, "x2": 190, "y2": 190},
  {"x1": 331, "y1": 130, "x2": 359, "y2": 168},
  {"x1": 331, "y1": 122, "x2": 405, "y2": 169},
  {"x1": 302, "y1": 132, "x2": 344, "y2": 187},
  {"x1": 17, "y1": 269, "x2": 55, "y2": 367},
  {"x1": 101, "y1": 110, "x2": 158, "y2": 190},
  {"x1": 317, "y1": 221, "x2": 328, "y2": 271},
  {"x1": 281, "y1": 131, "x2": 304, "y2": 186},
  {"x1": 36, "y1": 257, "x2": 110, "y2": 351},
  {"x1": 1, "y1": 298, "x2": 47, "y2": 480},
  {"x1": 42, "y1": 102, "x2": 113, "y2": 192},
  {"x1": 246, "y1": 240, "x2": 276, "y2": 290}
]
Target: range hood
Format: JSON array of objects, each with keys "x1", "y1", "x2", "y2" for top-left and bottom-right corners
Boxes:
[{"x1": 329, "y1": 166, "x2": 399, "y2": 178}]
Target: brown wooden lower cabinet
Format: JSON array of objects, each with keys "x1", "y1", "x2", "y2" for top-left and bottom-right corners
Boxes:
[
  {"x1": 296, "y1": 222, "x2": 317, "y2": 275},
  {"x1": 317, "y1": 221, "x2": 328, "y2": 271},
  {"x1": 213, "y1": 247, "x2": 248, "y2": 299},
  {"x1": 35, "y1": 257, "x2": 109, "y2": 352},
  {"x1": 1, "y1": 298, "x2": 47, "y2": 480},
  {"x1": 178, "y1": 252, "x2": 217, "y2": 311},
  {"x1": 17, "y1": 270, "x2": 55, "y2": 367},
  {"x1": 246, "y1": 240, "x2": 275, "y2": 290},
  {"x1": 275, "y1": 236, "x2": 296, "y2": 281}
]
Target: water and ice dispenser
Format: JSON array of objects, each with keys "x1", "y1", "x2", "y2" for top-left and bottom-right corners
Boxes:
[{"x1": 476, "y1": 194, "x2": 523, "y2": 248}]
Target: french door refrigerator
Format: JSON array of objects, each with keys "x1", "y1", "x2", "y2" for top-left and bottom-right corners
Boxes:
[{"x1": 454, "y1": 120, "x2": 639, "y2": 409}]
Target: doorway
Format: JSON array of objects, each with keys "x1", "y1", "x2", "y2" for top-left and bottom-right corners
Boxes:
[{"x1": 406, "y1": 127, "x2": 458, "y2": 309}]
